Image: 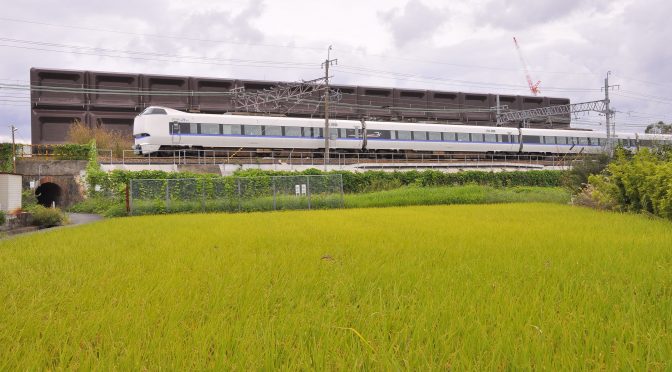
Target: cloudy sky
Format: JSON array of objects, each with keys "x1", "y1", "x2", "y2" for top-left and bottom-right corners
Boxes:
[{"x1": 1, "y1": 0, "x2": 671, "y2": 142}]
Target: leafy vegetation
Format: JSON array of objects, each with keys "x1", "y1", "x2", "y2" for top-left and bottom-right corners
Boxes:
[
  {"x1": 21, "y1": 189, "x2": 38, "y2": 209},
  {"x1": 27, "y1": 205, "x2": 68, "y2": 227},
  {"x1": 579, "y1": 148, "x2": 672, "y2": 219},
  {"x1": 234, "y1": 168, "x2": 565, "y2": 193},
  {"x1": 0, "y1": 204, "x2": 670, "y2": 369},
  {"x1": 0, "y1": 143, "x2": 14, "y2": 172},
  {"x1": 0, "y1": 210, "x2": 5, "y2": 226},
  {"x1": 561, "y1": 153, "x2": 611, "y2": 193}
]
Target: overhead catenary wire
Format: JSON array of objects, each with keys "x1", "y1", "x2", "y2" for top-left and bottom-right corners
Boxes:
[{"x1": 0, "y1": 16, "x2": 326, "y2": 51}]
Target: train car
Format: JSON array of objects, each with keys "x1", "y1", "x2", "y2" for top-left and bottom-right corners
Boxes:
[
  {"x1": 133, "y1": 106, "x2": 363, "y2": 154},
  {"x1": 364, "y1": 121, "x2": 519, "y2": 153},
  {"x1": 519, "y1": 128, "x2": 605, "y2": 154},
  {"x1": 635, "y1": 132, "x2": 672, "y2": 149}
]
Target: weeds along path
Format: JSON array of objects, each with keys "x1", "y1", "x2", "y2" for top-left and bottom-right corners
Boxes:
[{"x1": 0, "y1": 204, "x2": 671, "y2": 369}]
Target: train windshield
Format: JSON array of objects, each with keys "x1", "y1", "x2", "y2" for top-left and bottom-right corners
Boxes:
[{"x1": 141, "y1": 107, "x2": 167, "y2": 115}]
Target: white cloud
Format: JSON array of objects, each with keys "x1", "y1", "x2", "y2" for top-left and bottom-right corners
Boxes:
[{"x1": 0, "y1": 0, "x2": 671, "y2": 140}]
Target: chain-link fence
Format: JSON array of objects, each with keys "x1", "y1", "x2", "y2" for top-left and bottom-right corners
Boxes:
[{"x1": 129, "y1": 174, "x2": 344, "y2": 215}]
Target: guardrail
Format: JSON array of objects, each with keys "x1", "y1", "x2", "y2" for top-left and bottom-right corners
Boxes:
[
  {"x1": 110, "y1": 149, "x2": 575, "y2": 169},
  {"x1": 16, "y1": 144, "x2": 579, "y2": 169}
]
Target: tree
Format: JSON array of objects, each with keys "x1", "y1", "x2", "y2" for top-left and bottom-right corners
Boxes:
[{"x1": 645, "y1": 121, "x2": 672, "y2": 134}]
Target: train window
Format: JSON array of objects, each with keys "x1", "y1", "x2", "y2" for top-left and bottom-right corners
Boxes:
[
  {"x1": 176, "y1": 122, "x2": 192, "y2": 134},
  {"x1": 284, "y1": 126, "x2": 301, "y2": 137},
  {"x1": 200, "y1": 123, "x2": 220, "y2": 135},
  {"x1": 367, "y1": 130, "x2": 389, "y2": 139},
  {"x1": 522, "y1": 135, "x2": 541, "y2": 144},
  {"x1": 264, "y1": 126, "x2": 281, "y2": 136},
  {"x1": 484, "y1": 134, "x2": 496, "y2": 143},
  {"x1": 345, "y1": 129, "x2": 359, "y2": 138},
  {"x1": 329, "y1": 128, "x2": 340, "y2": 139},
  {"x1": 543, "y1": 136, "x2": 555, "y2": 145},
  {"x1": 428, "y1": 132, "x2": 442, "y2": 141},
  {"x1": 456, "y1": 133, "x2": 470, "y2": 142},
  {"x1": 555, "y1": 137, "x2": 567, "y2": 145},
  {"x1": 471, "y1": 133, "x2": 484, "y2": 142},
  {"x1": 312, "y1": 128, "x2": 323, "y2": 138},
  {"x1": 222, "y1": 124, "x2": 242, "y2": 135},
  {"x1": 640, "y1": 140, "x2": 653, "y2": 147},
  {"x1": 143, "y1": 108, "x2": 167, "y2": 115},
  {"x1": 397, "y1": 131, "x2": 412, "y2": 140},
  {"x1": 577, "y1": 137, "x2": 589, "y2": 145},
  {"x1": 498, "y1": 135, "x2": 507, "y2": 143},
  {"x1": 168, "y1": 122, "x2": 178, "y2": 134},
  {"x1": 442, "y1": 132, "x2": 456, "y2": 141},
  {"x1": 598, "y1": 138, "x2": 605, "y2": 146},
  {"x1": 413, "y1": 131, "x2": 427, "y2": 141},
  {"x1": 512, "y1": 135, "x2": 519, "y2": 143},
  {"x1": 244, "y1": 125, "x2": 263, "y2": 136}
]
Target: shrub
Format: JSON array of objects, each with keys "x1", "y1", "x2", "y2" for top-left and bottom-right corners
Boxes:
[
  {"x1": 0, "y1": 211, "x2": 5, "y2": 226},
  {"x1": 583, "y1": 148, "x2": 672, "y2": 220},
  {"x1": 561, "y1": 154, "x2": 611, "y2": 193},
  {"x1": 69, "y1": 197, "x2": 117, "y2": 214},
  {"x1": 29, "y1": 206, "x2": 68, "y2": 227},
  {"x1": 22, "y1": 189, "x2": 38, "y2": 209}
]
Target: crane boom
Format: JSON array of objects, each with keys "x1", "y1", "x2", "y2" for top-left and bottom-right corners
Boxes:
[{"x1": 513, "y1": 37, "x2": 541, "y2": 96}]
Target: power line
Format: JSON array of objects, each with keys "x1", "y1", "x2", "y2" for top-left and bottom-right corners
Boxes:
[{"x1": 0, "y1": 16, "x2": 325, "y2": 51}]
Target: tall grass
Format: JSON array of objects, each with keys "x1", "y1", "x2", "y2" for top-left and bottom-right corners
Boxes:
[
  {"x1": 1, "y1": 204, "x2": 671, "y2": 369},
  {"x1": 67, "y1": 120, "x2": 132, "y2": 157},
  {"x1": 344, "y1": 185, "x2": 569, "y2": 208}
]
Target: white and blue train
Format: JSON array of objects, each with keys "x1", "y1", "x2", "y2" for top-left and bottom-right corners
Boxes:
[{"x1": 133, "y1": 106, "x2": 672, "y2": 155}]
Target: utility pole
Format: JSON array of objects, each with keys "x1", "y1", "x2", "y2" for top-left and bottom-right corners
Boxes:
[
  {"x1": 321, "y1": 45, "x2": 337, "y2": 170},
  {"x1": 602, "y1": 72, "x2": 619, "y2": 155},
  {"x1": 10, "y1": 125, "x2": 18, "y2": 173}
]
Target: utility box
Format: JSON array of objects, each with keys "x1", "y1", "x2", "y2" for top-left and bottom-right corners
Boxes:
[{"x1": 0, "y1": 174, "x2": 22, "y2": 212}]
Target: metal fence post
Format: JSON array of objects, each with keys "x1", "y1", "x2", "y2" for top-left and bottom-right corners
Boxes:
[
  {"x1": 272, "y1": 177, "x2": 277, "y2": 211},
  {"x1": 165, "y1": 179, "x2": 170, "y2": 211},
  {"x1": 237, "y1": 178, "x2": 242, "y2": 212},
  {"x1": 129, "y1": 179, "x2": 133, "y2": 215},
  {"x1": 201, "y1": 178, "x2": 206, "y2": 212},
  {"x1": 339, "y1": 174, "x2": 345, "y2": 208},
  {"x1": 306, "y1": 175, "x2": 311, "y2": 210}
]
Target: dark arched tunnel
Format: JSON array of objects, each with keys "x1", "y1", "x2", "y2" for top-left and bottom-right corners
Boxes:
[{"x1": 35, "y1": 182, "x2": 62, "y2": 208}]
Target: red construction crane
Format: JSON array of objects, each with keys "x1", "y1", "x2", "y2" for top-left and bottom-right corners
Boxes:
[{"x1": 513, "y1": 37, "x2": 541, "y2": 96}]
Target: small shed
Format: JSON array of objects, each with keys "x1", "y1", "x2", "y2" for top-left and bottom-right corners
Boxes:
[{"x1": 0, "y1": 173, "x2": 22, "y2": 212}]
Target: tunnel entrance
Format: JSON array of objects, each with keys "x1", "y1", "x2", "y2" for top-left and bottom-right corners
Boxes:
[{"x1": 35, "y1": 182, "x2": 62, "y2": 208}]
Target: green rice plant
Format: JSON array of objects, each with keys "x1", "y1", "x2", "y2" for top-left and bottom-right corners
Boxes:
[{"x1": 0, "y1": 204, "x2": 670, "y2": 369}]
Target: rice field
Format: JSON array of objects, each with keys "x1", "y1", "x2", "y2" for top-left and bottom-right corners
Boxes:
[{"x1": 1, "y1": 203, "x2": 671, "y2": 369}]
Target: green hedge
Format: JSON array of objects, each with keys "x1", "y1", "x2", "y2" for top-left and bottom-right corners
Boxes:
[
  {"x1": 51, "y1": 144, "x2": 92, "y2": 160},
  {"x1": 232, "y1": 169, "x2": 565, "y2": 193}
]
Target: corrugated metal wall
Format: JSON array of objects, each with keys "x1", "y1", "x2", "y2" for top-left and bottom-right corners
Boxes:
[{"x1": 29, "y1": 68, "x2": 572, "y2": 145}]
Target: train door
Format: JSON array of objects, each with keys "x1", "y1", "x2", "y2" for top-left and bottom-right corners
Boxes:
[{"x1": 171, "y1": 121, "x2": 181, "y2": 145}]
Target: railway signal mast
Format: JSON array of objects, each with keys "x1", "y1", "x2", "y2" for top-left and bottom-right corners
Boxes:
[{"x1": 513, "y1": 37, "x2": 541, "y2": 96}]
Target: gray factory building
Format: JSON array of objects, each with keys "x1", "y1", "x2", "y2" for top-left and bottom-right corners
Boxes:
[{"x1": 29, "y1": 67, "x2": 571, "y2": 145}]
